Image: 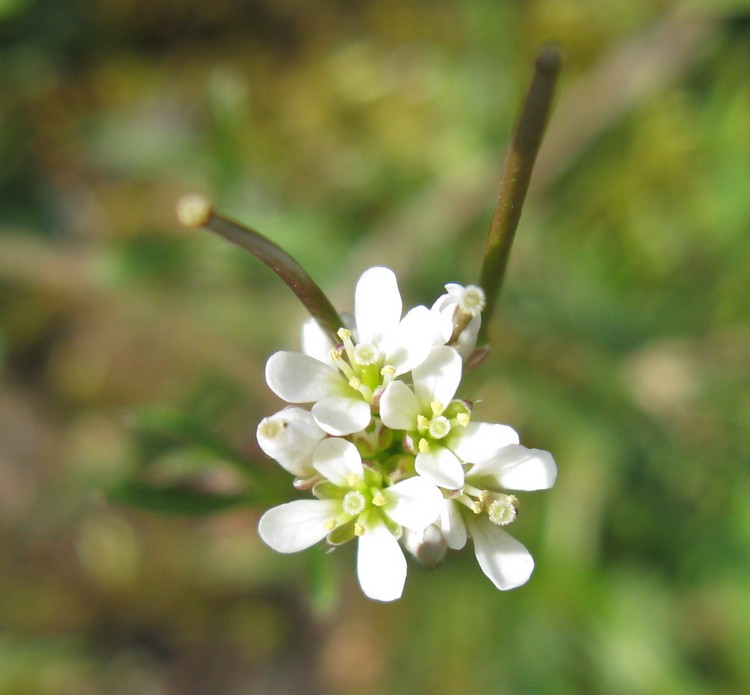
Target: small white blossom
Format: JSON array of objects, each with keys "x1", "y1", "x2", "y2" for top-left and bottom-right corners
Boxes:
[
  {"x1": 380, "y1": 346, "x2": 519, "y2": 490},
  {"x1": 265, "y1": 267, "x2": 444, "y2": 436},
  {"x1": 258, "y1": 438, "x2": 443, "y2": 601},
  {"x1": 256, "y1": 266, "x2": 557, "y2": 600},
  {"x1": 256, "y1": 407, "x2": 326, "y2": 479},
  {"x1": 431, "y1": 283, "x2": 486, "y2": 359},
  {"x1": 440, "y1": 445, "x2": 557, "y2": 590}
]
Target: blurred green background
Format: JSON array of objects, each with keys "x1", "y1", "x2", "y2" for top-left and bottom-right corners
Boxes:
[{"x1": 2, "y1": 0, "x2": 750, "y2": 693}]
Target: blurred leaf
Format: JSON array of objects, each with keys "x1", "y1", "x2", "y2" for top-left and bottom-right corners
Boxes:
[
  {"x1": 107, "y1": 480, "x2": 250, "y2": 516},
  {"x1": 308, "y1": 545, "x2": 339, "y2": 616},
  {"x1": 132, "y1": 408, "x2": 259, "y2": 481},
  {"x1": 0, "y1": 0, "x2": 28, "y2": 21}
]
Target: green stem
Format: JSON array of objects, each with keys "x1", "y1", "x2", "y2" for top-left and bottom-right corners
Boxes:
[
  {"x1": 177, "y1": 195, "x2": 342, "y2": 343},
  {"x1": 476, "y1": 46, "x2": 563, "y2": 348}
]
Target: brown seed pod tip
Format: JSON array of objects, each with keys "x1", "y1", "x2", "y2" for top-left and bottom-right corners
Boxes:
[{"x1": 176, "y1": 194, "x2": 213, "y2": 228}]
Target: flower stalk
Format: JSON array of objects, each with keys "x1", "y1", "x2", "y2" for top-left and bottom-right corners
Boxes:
[
  {"x1": 176, "y1": 194, "x2": 343, "y2": 344},
  {"x1": 171, "y1": 48, "x2": 563, "y2": 601},
  {"x1": 476, "y1": 46, "x2": 563, "y2": 350}
]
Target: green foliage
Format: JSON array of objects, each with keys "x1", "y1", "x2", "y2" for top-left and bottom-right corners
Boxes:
[
  {"x1": 107, "y1": 480, "x2": 250, "y2": 516},
  {"x1": 2, "y1": 1, "x2": 750, "y2": 694}
]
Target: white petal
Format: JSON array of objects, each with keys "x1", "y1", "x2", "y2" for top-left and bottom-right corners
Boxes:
[
  {"x1": 415, "y1": 447, "x2": 464, "y2": 489},
  {"x1": 312, "y1": 437, "x2": 364, "y2": 486},
  {"x1": 383, "y1": 476, "x2": 442, "y2": 530},
  {"x1": 449, "y1": 422, "x2": 520, "y2": 463},
  {"x1": 403, "y1": 525, "x2": 447, "y2": 567},
  {"x1": 356, "y1": 518, "x2": 407, "y2": 602},
  {"x1": 467, "y1": 516, "x2": 534, "y2": 590},
  {"x1": 440, "y1": 500, "x2": 467, "y2": 550},
  {"x1": 256, "y1": 407, "x2": 325, "y2": 477},
  {"x1": 258, "y1": 499, "x2": 339, "y2": 553},
  {"x1": 355, "y1": 267, "x2": 402, "y2": 346},
  {"x1": 385, "y1": 306, "x2": 439, "y2": 376},
  {"x1": 412, "y1": 346, "x2": 462, "y2": 408},
  {"x1": 265, "y1": 351, "x2": 345, "y2": 403},
  {"x1": 312, "y1": 396, "x2": 371, "y2": 436},
  {"x1": 379, "y1": 381, "x2": 421, "y2": 430},
  {"x1": 431, "y1": 292, "x2": 455, "y2": 313},
  {"x1": 301, "y1": 318, "x2": 335, "y2": 363},
  {"x1": 430, "y1": 295, "x2": 456, "y2": 344},
  {"x1": 469, "y1": 445, "x2": 557, "y2": 491},
  {"x1": 454, "y1": 313, "x2": 481, "y2": 359}
]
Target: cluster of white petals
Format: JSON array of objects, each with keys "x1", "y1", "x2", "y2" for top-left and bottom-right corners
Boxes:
[{"x1": 257, "y1": 267, "x2": 557, "y2": 601}]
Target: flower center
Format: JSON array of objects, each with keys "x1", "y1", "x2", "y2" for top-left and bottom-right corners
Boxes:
[
  {"x1": 353, "y1": 342, "x2": 379, "y2": 366},
  {"x1": 487, "y1": 495, "x2": 518, "y2": 526},
  {"x1": 417, "y1": 401, "x2": 461, "y2": 443},
  {"x1": 459, "y1": 285, "x2": 486, "y2": 316},
  {"x1": 330, "y1": 328, "x2": 386, "y2": 401},
  {"x1": 428, "y1": 416, "x2": 451, "y2": 439},
  {"x1": 342, "y1": 490, "x2": 366, "y2": 516}
]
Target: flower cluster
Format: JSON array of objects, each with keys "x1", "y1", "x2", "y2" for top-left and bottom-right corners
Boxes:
[{"x1": 257, "y1": 267, "x2": 556, "y2": 601}]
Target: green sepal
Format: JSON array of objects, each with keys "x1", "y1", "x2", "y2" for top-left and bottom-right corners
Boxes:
[
  {"x1": 445, "y1": 399, "x2": 472, "y2": 420},
  {"x1": 327, "y1": 520, "x2": 356, "y2": 546},
  {"x1": 382, "y1": 513, "x2": 402, "y2": 538},
  {"x1": 313, "y1": 481, "x2": 344, "y2": 500}
]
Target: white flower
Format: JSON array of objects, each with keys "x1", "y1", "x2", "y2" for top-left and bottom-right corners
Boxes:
[
  {"x1": 256, "y1": 264, "x2": 558, "y2": 600},
  {"x1": 265, "y1": 267, "x2": 442, "y2": 437},
  {"x1": 439, "y1": 445, "x2": 557, "y2": 590},
  {"x1": 257, "y1": 438, "x2": 443, "y2": 601},
  {"x1": 256, "y1": 407, "x2": 326, "y2": 479},
  {"x1": 431, "y1": 283, "x2": 486, "y2": 359},
  {"x1": 379, "y1": 346, "x2": 519, "y2": 490}
]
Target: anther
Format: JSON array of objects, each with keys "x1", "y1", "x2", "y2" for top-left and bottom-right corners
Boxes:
[{"x1": 418, "y1": 438, "x2": 430, "y2": 454}]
